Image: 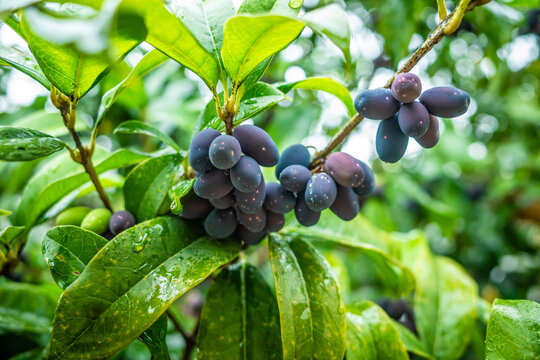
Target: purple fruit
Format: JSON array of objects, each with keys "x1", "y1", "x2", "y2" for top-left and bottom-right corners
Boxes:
[{"x1": 324, "y1": 152, "x2": 365, "y2": 187}]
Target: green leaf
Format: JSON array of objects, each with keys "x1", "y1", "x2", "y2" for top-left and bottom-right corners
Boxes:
[
  {"x1": 174, "y1": 0, "x2": 235, "y2": 67},
  {"x1": 114, "y1": 120, "x2": 181, "y2": 152},
  {"x1": 238, "y1": 0, "x2": 303, "y2": 17},
  {"x1": 221, "y1": 15, "x2": 304, "y2": 85},
  {"x1": 277, "y1": 77, "x2": 355, "y2": 116},
  {"x1": 123, "y1": 154, "x2": 182, "y2": 222},
  {"x1": 0, "y1": 282, "x2": 61, "y2": 335},
  {"x1": 485, "y1": 299, "x2": 540, "y2": 360},
  {"x1": 0, "y1": 226, "x2": 26, "y2": 253},
  {"x1": 139, "y1": 314, "x2": 170, "y2": 360},
  {"x1": 268, "y1": 234, "x2": 346, "y2": 360},
  {"x1": 346, "y1": 301, "x2": 408, "y2": 360},
  {"x1": 283, "y1": 213, "x2": 415, "y2": 298},
  {"x1": 413, "y1": 250, "x2": 478, "y2": 360},
  {"x1": 196, "y1": 261, "x2": 282, "y2": 359},
  {"x1": 393, "y1": 321, "x2": 435, "y2": 360},
  {"x1": 0, "y1": 45, "x2": 50, "y2": 88},
  {"x1": 0, "y1": 127, "x2": 66, "y2": 162},
  {"x1": 47, "y1": 216, "x2": 240, "y2": 359},
  {"x1": 20, "y1": 6, "x2": 144, "y2": 98},
  {"x1": 0, "y1": 209, "x2": 12, "y2": 216},
  {"x1": 169, "y1": 179, "x2": 195, "y2": 216},
  {"x1": 194, "y1": 82, "x2": 288, "y2": 135},
  {"x1": 97, "y1": 50, "x2": 168, "y2": 127},
  {"x1": 14, "y1": 148, "x2": 149, "y2": 227},
  {"x1": 42, "y1": 225, "x2": 108, "y2": 290},
  {"x1": 300, "y1": 4, "x2": 351, "y2": 63}
]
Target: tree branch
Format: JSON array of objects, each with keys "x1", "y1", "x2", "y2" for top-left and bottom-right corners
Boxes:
[
  {"x1": 51, "y1": 87, "x2": 114, "y2": 212},
  {"x1": 309, "y1": 0, "x2": 487, "y2": 168}
]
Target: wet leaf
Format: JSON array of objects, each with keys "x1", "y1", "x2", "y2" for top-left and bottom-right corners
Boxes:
[
  {"x1": 277, "y1": 76, "x2": 355, "y2": 116},
  {"x1": 97, "y1": 50, "x2": 168, "y2": 128},
  {"x1": 268, "y1": 234, "x2": 346, "y2": 360},
  {"x1": 114, "y1": 120, "x2": 181, "y2": 152},
  {"x1": 485, "y1": 299, "x2": 540, "y2": 360},
  {"x1": 238, "y1": 0, "x2": 303, "y2": 17},
  {"x1": 139, "y1": 314, "x2": 170, "y2": 360},
  {"x1": 0, "y1": 45, "x2": 50, "y2": 88},
  {"x1": 283, "y1": 213, "x2": 415, "y2": 298},
  {"x1": 0, "y1": 127, "x2": 66, "y2": 162},
  {"x1": 197, "y1": 261, "x2": 282, "y2": 359},
  {"x1": 14, "y1": 148, "x2": 149, "y2": 227},
  {"x1": 123, "y1": 154, "x2": 182, "y2": 222},
  {"x1": 47, "y1": 216, "x2": 240, "y2": 359},
  {"x1": 222, "y1": 15, "x2": 304, "y2": 85},
  {"x1": 0, "y1": 282, "x2": 61, "y2": 335},
  {"x1": 346, "y1": 301, "x2": 408, "y2": 360},
  {"x1": 169, "y1": 179, "x2": 195, "y2": 216},
  {"x1": 393, "y1": 320, "x2": 435, "y2": 360},
  {"x1": 42, "y1": 225, "x2": 108, "y2": 290}
]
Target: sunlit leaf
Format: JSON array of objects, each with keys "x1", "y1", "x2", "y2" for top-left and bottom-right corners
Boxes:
[
  {"x1": 238, "y1": 0, "x2": 303, "y2": 17},
  {"x1": 47, "y1": 216, "x2": 240, "y2": 359},
  {"x1": 222, "y1": 15, "x2": 304, "y2": 85},
  {"x1": 196, "y1": 261, "x2": 282, "y2": 359},
  {"x1": 0, "y1": 45, "x2": 50, "y2": 88},
  {"x1": 277, "y1": 76, "x2": 355, "y2": 116}
]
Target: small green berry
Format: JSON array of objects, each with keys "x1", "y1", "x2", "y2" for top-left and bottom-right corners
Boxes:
[
  {"x1": 56, "y1": 206, "x2": 92, "y2": 226},
  {"x1": 81, "y1": 208, "x2": 112, "y2": 235}
]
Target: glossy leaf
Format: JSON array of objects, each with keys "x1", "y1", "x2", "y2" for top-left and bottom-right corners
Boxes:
[
  {"x1": 300, "y1": 4, "x2": 351, "y2": 62},
  {"x1": 139, "y1": 314, "x2": 170, "y2": 360},
  {"x1": 47, "y1": 216, "x2": 240, "y2": 359},
  {"x1": 194, "y1": 82, "x2": 288, "y2": 135},
  {"x1": 283, "y1": 213, "x2": 415, "y2": 298},
  {"x1": 0, "y1": 282, "x2": 61, "y2": 335},
  {"x1": 0, "y1": 127, "x2": 66, "y2": 162},
  {"x1": 169, "y1": 178, "x2": 195, "y2": 216},
  {"x1": 346, "y1": 301, "x2": 408, "y2": 360},
  {"x1": 123, "y1": 154, "x2": 182, "y2": 222},
  {"x1": 0, "y1": 44, "x2": 50, "y2": 88},
  {"x1": 114, "y1": 120, "x2": 181, "y2": 152},
  {"x1": 20, "y1": 7, "x2": 145, "y2": 98},
  {"x1": 238, "y1": 0, "x2": 303, "y2": 17},
  {"x1": 97, "y1": 50, "x2": 169, "y2": 127},
  {"x1": 175, "y1": 0, "x2": 235, "y2": 66},
  {"x1": 413, "y1": 250, "x2": 478, "y2": 360},
  {"x1": 14, "y1": 148, "x2": 149, "y2": 227},
  {"x1": 277, "y1": 77, "x2": 355, "y2": 116},
  {"x1": 393, "y1": 321, "x2": 435, "y2": 360},
  {"x1": 221, "y1": 15, "x2": 304, "y2": 85},
  {"x1": 197, "y1": 261, "x2": 282, "y2": 359},
  {"x1": 485, "y1": 299, "x2": 540, "y2": 360},
  {"x1": 42, "y1": 226, "x2": 108, "y2": 290},
  {"x1": 268, "y1": 234, "x2": 346, "y2": 360}
]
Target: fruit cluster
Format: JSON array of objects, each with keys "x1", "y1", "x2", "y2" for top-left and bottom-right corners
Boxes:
[
  {"x1": 56, "y1": 206, "x2": 135, "y2": 238},
  {"x1": 181, "y1": 125, "x2": 375, "y2": 245},
  {"x1": 354, "y1": 73, "x2": 470, "y2": 163}
]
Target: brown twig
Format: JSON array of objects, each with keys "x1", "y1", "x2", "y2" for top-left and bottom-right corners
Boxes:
[
  {"x1": 308, "y1": 0, "x2": 487, "y2": 168},
  {"x1": 51, "y1": 87, "x2": 114, "y2": 212}
]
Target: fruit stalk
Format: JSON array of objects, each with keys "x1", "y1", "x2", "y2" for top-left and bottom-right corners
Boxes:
[{"x1": 309, "y1": 0, "x2": 487, "y2": 168}]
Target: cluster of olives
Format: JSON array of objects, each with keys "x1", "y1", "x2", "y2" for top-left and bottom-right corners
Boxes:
[
  {"x1": 56, "y1": 206, "x2": 135, "y2": 239},
  {"x1": 354, "y1": 73, "x2": 471, "y2": 163},
  {"x1": 181, "y1": 125, "x2": 375, "y2": 245}
]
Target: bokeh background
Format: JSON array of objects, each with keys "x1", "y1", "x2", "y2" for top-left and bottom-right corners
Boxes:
[{"x1": 0, "y1": 0, "x2": 539, "y2": 358}]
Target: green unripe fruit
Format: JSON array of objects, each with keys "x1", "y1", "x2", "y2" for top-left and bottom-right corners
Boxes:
[
  {"x1": 56, "y1": 206, "x2": 92, "y2": 226},
  {"x1": 81, "y1": 208, "x2": 112, "y2": 234}
]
